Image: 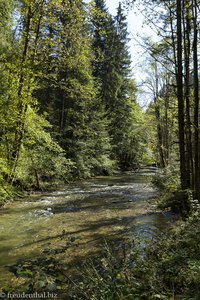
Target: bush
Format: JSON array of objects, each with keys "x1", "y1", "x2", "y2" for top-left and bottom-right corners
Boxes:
[
  {"x1": 158, "y1": 189, "x2": 192, "y2": 218},
  {"x1": 152, "y1": 165, "x2": 180, "y2": 192}
]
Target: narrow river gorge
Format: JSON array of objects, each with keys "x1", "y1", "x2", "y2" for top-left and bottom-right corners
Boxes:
[{"x1": 0, "y1": 168, "x2": 171, "y2": 290}]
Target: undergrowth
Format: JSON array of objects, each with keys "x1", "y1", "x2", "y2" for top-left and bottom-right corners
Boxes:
[
  {"x1": 67, "y1": 201, "x2": 200, "y2": 299},
  {"x1": 152, "y1": 166, "x2": 192, "y2": 219}
]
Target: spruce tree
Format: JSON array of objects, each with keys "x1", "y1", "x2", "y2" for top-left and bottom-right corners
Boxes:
[
  {"x1": 92, "y1": 1, "x2": 144, "y2": 169},
  {"x1": 34, "y1": 0, "x2": 113, "y2": 177}
]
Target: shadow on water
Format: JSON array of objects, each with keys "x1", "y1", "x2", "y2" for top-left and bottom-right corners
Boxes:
[{"x1": 0, "y1": 168, "x2": 172, "y2": 287}]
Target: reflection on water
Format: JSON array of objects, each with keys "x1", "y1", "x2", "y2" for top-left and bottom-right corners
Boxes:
[{"x1": 0, "y1": 168, "x2": 170, "y2": 286}]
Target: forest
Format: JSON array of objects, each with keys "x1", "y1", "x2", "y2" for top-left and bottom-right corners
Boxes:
[
  {"x1": 0, "y1": 0, "x2": 146, "y2": 198},
  {"x1": 0, "y1": 0, "x2": 200, "y2": 299}
]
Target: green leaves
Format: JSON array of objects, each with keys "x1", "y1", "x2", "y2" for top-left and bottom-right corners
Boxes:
[{"x1": 0, "y1": 0, "x2": 148, "y2": 193}]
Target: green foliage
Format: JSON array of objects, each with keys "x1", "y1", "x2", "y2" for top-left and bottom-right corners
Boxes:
[
  {"x1": 152, "y1": 165, "x2": 180, "y2": 192},
  {"x1": 66, "y1": 240, "x2": 146, "y2": 300},
  {"x1": 0, "y1": 161, "x2": 15, "y2": 205},
  {"x1": 33, "y1": 0, "x2": 114, "y2": 178},
  {"x1": 6, "y1": 255, "x2": 68, "y2": 294},
  {"x1": 144, "y1": 209, "x2": 200, "y2": 299},
  {"x1": 152, "y1": 165, "x2": 193, "y2": 218},
  {"x1": 14, "y1": 107, "x2": 74, "y2": 188}
]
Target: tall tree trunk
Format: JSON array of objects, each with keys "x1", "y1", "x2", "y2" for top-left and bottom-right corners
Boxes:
[
  {"x1": 154, "y1": 61, "x2": 165, "y2": 168},
  {"x1": 183, "y1": 0, "x2": 193, "y2": 188},
  {"x1": 176, "y1": 0, "x2": 188, "y2": 189},
  {"x1": 192, "y1": 0, "x2": 200, "y2": 199},
  {"x1": 169, "y1": 0, "x2": 177, "y2": 76},
  {"x1": 164, "y1": 82, "x2": 169, "y2": 165}
]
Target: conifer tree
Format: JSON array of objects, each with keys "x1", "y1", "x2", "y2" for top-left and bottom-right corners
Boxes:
[
  {"x1": 35, "y1": 0, "x2": 113, "y2": 177},
  {"x1": 92, "y1": 1, "x2": 144, "y2": 169}
]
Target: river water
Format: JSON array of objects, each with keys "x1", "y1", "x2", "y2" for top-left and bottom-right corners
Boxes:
[{"x1": 0, "y1": 168, "x2": 170, "y2": 288}]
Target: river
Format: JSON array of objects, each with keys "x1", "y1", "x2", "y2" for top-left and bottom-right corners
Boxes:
[{"x1": 0, "y1": 167, "x2": 170, "y2": 289}]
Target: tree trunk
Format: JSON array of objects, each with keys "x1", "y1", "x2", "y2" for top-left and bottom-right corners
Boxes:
[
  {"x1": 192, "y1": 0, "x2": 200, "y2": 199},
  {"x1": 183, "y1": 0, "x2": 193, "y2": 188},
  {"x1": 154, "y1": 60, "x2": 165, "y2": 168},
  {"x1": 176, "y1": 0, "x2": 188, "y2": 189},
  {"x1": 164, "y1": 83, "x2": 169, "y2": 165}
]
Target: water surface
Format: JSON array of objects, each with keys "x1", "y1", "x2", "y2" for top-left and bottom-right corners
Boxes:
[{"x1": 0, "y1": 168, "x2": 170, "y2": 287}]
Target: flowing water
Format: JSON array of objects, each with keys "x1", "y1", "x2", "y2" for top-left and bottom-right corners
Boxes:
[{"x1": 0, "y1": 168, "x2": 171, "y2": 288}]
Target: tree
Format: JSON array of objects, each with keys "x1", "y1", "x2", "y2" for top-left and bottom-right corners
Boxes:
[
  {"x1": 92, "y1": 1, "x2": 145, "y2": 169},
  {"x1": 130, "y1": 0, "x2": 200, "y2": 197},
  {"x1": 0, "y1": 0, "x2": 74, "y2": 194},
  {"x1": 34, "y1": 0, "x2": 113, "y2": 177}
]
